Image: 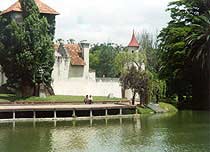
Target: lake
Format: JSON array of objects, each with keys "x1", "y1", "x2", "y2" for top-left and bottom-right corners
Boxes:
[{"x1": 0, "y1": 111, "x2": 209, "y2": 152}]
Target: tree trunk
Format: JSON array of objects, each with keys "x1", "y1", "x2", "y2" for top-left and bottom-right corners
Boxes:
[
  {"x1": 19, "y1": 81, "x2": 54, "y2": 98},
  {"x1": 156, "y1": 94, "x2": 159, "y2": 104},
  {"x1": 192, "y1": 56, "x2": 210, "y2": 110},
  {"x1": 20, "y1": 81, "x2": 35, "y2": 97},
  {"x1": 178, "y1": 95, "x2": 184, "y2": 103},
  {"x1": 121, "y1": 87, "x2": 125, "y2": 98},
  {"x1": 132, "y1": 91, "x2": 136, "y2": 105},
  {"x1": 45, "y1": 84, "x2": 55, "y2": 96},
  {"x1": 140, "y1": 92, "x2": 144, "y2": 106}
]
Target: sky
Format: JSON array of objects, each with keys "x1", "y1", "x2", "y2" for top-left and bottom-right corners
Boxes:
[{"x1": 0, "y1": 0, "x2": 173, "y2": 45}]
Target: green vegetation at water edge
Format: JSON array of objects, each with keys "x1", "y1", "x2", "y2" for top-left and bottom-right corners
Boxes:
[
  {"x1": 137, "y1": 102, "x2": 178, "y2": 114},
  {"x1": 159, "y1": 102, "x2": 178, "y2": 113},
  {"x1": 137, "y1": 107, "x2": 154, "y2": 114},
  {"x1": 0, "y1": 94, "x2": 126, "y2": 103}
]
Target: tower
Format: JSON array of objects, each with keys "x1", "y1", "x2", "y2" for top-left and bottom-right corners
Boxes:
[{"x1": 127, "y1": 30, "x2": 139, "y2": 53}]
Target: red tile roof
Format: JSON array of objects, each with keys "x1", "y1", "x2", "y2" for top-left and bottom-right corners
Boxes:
[
  {"x1": 128, "y1": 31, "x2": 139, "y2": 47},
  {"x1": 0, "y1": 0, "x2": 59, "y2": 16},
  {"x1": 64, "y1": 44, "x2": 85, "y2": 66}
]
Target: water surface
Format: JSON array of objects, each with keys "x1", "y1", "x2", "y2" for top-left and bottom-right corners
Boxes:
[{"x1": 0, "y1": 111, "x2": 210, "y2": 152}]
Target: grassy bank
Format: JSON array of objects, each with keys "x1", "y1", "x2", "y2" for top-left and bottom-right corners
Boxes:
[
  {"x1": 137, "y1": 102, "x2": 178, "y2": 114},
  {"x1": 0, "y1": 94, "x2": 126, "y2": 103},
  {"x1": 159, "y1": 102, "x2": 178, "y2": 113},
  {"x1": 137, "y1": 107, "x2": 154, "y2": 114}
]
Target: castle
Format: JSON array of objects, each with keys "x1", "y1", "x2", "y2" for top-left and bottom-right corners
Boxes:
[{"x1": 0, "y1": 0, "x2": 140, "y2": 98}]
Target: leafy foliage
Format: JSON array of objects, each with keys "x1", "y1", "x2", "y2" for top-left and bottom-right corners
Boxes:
[
  {"x1": 158, "y1": 1, "x2": 193, "y2": 100},
  {"x1": 89, "y1": 43, "x2": 120, "y2": 77},
  {"x1": 138, "y1": 31, "x2": 159, "y2": 73},
  {"x1": 114, "y1": 50, "x2": 146, "y2": 75},
  {"x1": 0, "y1": 0, "x2": 55, "y2": 96},
  {"x1": 120, "y1": 65, "x2": 149, "y2": 105},
  {"x1": 158, "y1": 0, "x2": 210, "y2": 109}
]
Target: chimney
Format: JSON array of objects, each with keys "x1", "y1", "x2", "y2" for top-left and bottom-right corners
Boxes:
[{"x1": 80, "y1": 41, "x2": 90, "y2": 79}]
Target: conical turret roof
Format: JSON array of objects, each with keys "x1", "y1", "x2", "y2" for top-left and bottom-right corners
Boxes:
[{"x1": 128, "y1": 30, "x2": 139, "y2": 47}]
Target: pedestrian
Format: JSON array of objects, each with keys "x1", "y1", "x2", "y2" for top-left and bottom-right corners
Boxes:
[
  {"x1": 84, "y1": 95, "x2": 89, "y2": 104},
  {"x1": 88, "y1": 95, "x2": 93, "y2": 104}
]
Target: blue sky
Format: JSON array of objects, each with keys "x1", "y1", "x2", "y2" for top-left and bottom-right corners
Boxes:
[{"x1": 0, "y1": 0, "x2": 173, "y2": 45}]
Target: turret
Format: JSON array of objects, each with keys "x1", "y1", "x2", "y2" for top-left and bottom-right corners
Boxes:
[{"x1": 128, "y1": 30, "x2": 139, "y2": 53}]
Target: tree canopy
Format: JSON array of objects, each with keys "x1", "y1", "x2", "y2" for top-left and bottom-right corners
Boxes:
[
  {"x1": 0, "y1": 0, "x2": 55, "y2": 97},
  {"x1": 120, "y1": 65, "x2": 149, "y2": 105},
  {"x1": 158, "y1": 0, "x2": 210, "y2": 110},
  {"x1": 89, "y1": 43, "x2": 120, "y2": 77}
]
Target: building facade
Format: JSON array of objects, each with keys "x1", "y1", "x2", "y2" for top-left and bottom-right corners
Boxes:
[
  {"x1": 53, "y1": 42, "x2": 95, "y2": 80},
  {"x1": 52, "y1": 42, "x2": 122, "y2": 97},
  {"x1": 0, "y1": 0, "x2": 144, "y2": 98}
]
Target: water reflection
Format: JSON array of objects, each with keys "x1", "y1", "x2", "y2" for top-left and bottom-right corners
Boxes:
[{"x1": 0, "y1": 112, "x2": 210, "y2": 152}]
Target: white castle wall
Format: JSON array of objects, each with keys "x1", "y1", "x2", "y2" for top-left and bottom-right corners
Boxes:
[
  {"x1": 52, "y1": 78, "x2": 122, "y2": 98},
  {"x1": 52, "y1": 57, "x2": 70, "y2": 80}
]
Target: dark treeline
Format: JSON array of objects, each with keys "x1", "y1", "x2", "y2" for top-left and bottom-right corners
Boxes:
[{"x1": 158, "y1": 0, "x2": 210, "y2": 110}]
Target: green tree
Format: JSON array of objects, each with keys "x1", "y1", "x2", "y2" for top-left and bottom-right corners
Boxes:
[
  {"x1": 186, "y1": 1, "x2": 210, "y2": 110},
  {"x1": 137, "y1": 31, "x2": 166, "y2": 103},
  {"x1": 159, "y1": 0, "x2": 210, "y2": 110},
  {"x1": 0, "y1": 0, "x2": 55, "y2": 97},
  {"x1": 138, "y1": 31, "x2": 159, "y2": 73},
  {"x1": 147, "y1": 71, "x2": 166, "y2": 104},
  {"x1": 115, "y1": 49, "x2": 148, "y2": 104},
  {"x1": 158, "y1": 0, "x2": 193, "y2": 102},
  {"x1": 120, "y1": 65, "x2": 149, "y2": 105},
  {"x1": 89, "y1": 43, "x2": 119, "y2": 77},
  {"x1": 114, "y1": 50, "x2": 147, "y2": 75}
]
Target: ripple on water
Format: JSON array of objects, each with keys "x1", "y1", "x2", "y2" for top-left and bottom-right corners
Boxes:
[{"x1": 0, "y1": 112, "x2": 209, "y2": 152}]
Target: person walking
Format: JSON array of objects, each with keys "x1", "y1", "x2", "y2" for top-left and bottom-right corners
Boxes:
[
  {"x1": 88, "y1": 95, "x2": 93, "y2": 104},
  {"x1": 84, "y1": 95, "x2": 89, "y2": 104}
]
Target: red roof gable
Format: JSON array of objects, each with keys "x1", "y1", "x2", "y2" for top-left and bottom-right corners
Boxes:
[
  {"x1": 0, "y1": 0, "x2": 59, "y2": 16},
  {"x1": 128, "y1": 31, "x2": 139, "y2": 47},
  {"x1": 64, "y1": 44, "x2": 85, "y2": 66}
]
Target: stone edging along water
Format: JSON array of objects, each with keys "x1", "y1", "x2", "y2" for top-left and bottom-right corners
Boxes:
[
  {"x1": 0, "y1": 103, "x2": 137, "y2": 121},
  {"x1": 0, "y1": 114, "x2": 140, "y2": 123}
]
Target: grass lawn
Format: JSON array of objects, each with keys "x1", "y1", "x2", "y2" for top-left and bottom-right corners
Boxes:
[{"x1": 0, "y1": 94, "x2": 127, "y2": 103}]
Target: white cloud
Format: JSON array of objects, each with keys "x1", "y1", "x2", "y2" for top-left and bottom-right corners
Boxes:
[{"x1": 0, "y1": 0, "x2": 172, "y2": 45}]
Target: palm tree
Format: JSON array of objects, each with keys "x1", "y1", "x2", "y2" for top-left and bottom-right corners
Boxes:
[{"x1": 187, "y1": 11, "x2": 210, "y2": 110}]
